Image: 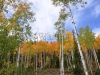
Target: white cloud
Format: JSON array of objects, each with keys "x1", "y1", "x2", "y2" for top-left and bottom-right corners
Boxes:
[
  {"x1": 28, "y1": 0, "x2": 96, "y2": 34},
  {"x1": 93, "y1": 28, "x2": 100, "y2": 37},
  {"x1": 29, "y1": 0, "x2": 61, "y2": 34},
  {"x1": 29, "y1": 0, "x2": 84, "y2": 34}
]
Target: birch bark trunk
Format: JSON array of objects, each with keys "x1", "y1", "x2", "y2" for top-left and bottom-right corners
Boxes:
[
  {"x1": 67, "y1": 4, "x2": 88, "y2": 75},
  {"x1": 59, "y1": 44, "x2": 61, "y2": 74},
  {"x1": 60, "y1": 33, "x2": 64, "y2": 75},
  {"x1": 93, "y1": 47, "x2": 100, "y2": 69},
  {"x1": 85, "y1": 51, "x2": 93, "y2": 75},
  {"x1": 16, "y1": 46, "x2": 21, "y2": 67}
]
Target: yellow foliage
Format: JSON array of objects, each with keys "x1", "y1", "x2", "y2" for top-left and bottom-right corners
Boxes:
[
  {"x1": 94, "y1": 34, "x2": 100, "y2": 50},
  {"x1": 64, "y1": 30, "x2": 74, "y2": 53}
]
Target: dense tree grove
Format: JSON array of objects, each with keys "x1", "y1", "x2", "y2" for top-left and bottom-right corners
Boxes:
[{"x1": 0, "y1": 0, "x2": 100, "y2": 75}]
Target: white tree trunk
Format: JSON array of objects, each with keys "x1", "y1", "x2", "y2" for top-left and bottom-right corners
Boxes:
[
  {"x1": 85, "y1": 51, "x2": 93, "y2": 75},
  {"x1": 68, "y1": 4, "x2": 88, "y2": 75},
  {"x1": 16, "y1": 46, "x2": 21, "y2": 67},
  {"x1": 60, "y1": 33, "x2": 64, "y2": 75},
  {"x1": 89, "y1": 50, "x2": 93, "y2": 75},
  {"x1": 59, "y1": 44, "x2": 61, "y2": 73},
  {"x1": 93, "y1": 47, "x2": 100, "y2": 69}
]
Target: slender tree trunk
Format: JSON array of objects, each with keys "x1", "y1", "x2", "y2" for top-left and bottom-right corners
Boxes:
[
  {"x1": 26, "y1": 56, "x2": 29, "y2": 68},
  {"x1": 66, "y1": 55, "x2": 69, "y2": 73},
  {"x1": 20, "y1": 48, "x2": 23, "y2": 75},
  {"x1": 67, "y1": 4, "x2": 88, "y2": 75},
  {"x1": 89, "y1": 50, "x2": 93, "y2": 75},
  {"x1": 21, "y1": 54, "x2": 23, "y2": 64},
  {"x1": 44, "y1": 52, "x2": 46, "y2": 67},
  {"x1": 24, "y1": 55, "x2": 27, "y2": 69},
  {"x1": 29, "y1": 56, "x2": 31, "y2": 67},
  {"x1": 41, "y1": 52, "x2": 43, "y2": 69},
  {"x1": 69, "y1": 55, "x2": 72, "y2": 69},
  {"x1": 60, "y1": 33, "x2": 64, "y2": 75},
  {"x1": 71, "y1": 50, "x2": 75, "y2": 68},
  {"x1": 93, "y1": 47, "x2": 100, "y2": 69},
  {"x1": 43, "y1": 52, "x2": 45, "y2": 68},
  {"x1": 67, "y1": 54, "x2": 72, "y2": 73},
  {"x1": 36, "y1": 50, "x2": 37, "y2": 72},
  {"x1": 85, "y1": 50, "x2": 93, "y2": 75},
  {"x1": 16, "y1": 46, "x2": 21, "y2": 67},
  {"x1": 59, "y1": 44, "x2": 61, "y2": 72},
  {"x1": 71, "y1": 50, "x2": 74, "y2": 61},
  {"x1": 7, "y1": 53, "x2": 10, "y2": 68},
  {"x1": 33, "y1": 56, "x2": 35, "y2": 71}
]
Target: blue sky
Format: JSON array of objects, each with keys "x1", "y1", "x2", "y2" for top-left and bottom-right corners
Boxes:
[
  {"x1": 64, "y1": 0, "x2": 100, "y2": 36},
  {"x1": 76, "y1": 0, "x2": 100, "y2": 31},
  {"x1": 27, "y1": 0, "x2": 100, "y2": 36}
]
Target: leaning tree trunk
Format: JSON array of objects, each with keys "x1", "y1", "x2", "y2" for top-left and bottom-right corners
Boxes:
[
  {"x1": 89, "y1": 50, "x2": 93, "y2": 75},
  {"x1": 93, "y1": 47, "x2": 100, "y2": 69},
  {"x1": 67, "y1": 4, "x2": 88, "y2": 75},
  {"x1": 85, "y1": 50, "x2": 93, "y2": 75}
]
